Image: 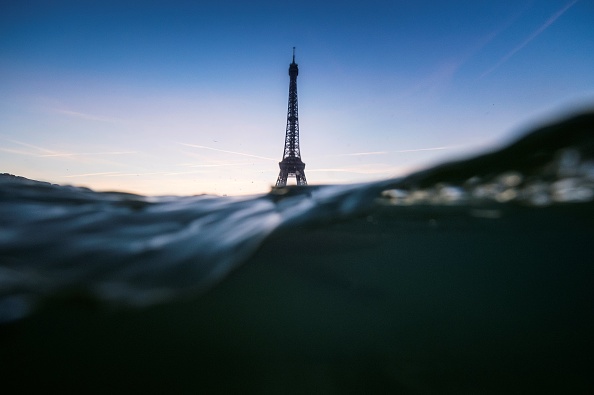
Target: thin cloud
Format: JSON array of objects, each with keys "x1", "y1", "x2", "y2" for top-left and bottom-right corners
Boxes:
[
  {"x1": 105, "y1": 172, "x2": 171, "y2": 177},
  {"x1": 339, "y1": 151, "x2": 389, "y2": 157},
  {"x1": 394, "y1": 146, "x2": 451, "y2": 153},
  {"x1": 68, "y1": 166, "x2": 256, "y2": 179},
  {"x1": 480, "y1": 0, "x2": 579, "y2": 78},
  {"x1": 107, "y1": 171, "x2": 177, "y2": 177},
  {"x1": 64, "y1": 171, "x2": 175, "y2": 178},
  {"x1": 404, "y1": 3, "x2": 527, "y2": 98},
  {"x1": 308, "y1": 168, "x2": 365, "y2": 173},
  {"x1": 0, "y1": 137, "x2": 57, "y2": 155},
  {"x1": 53, "y1": 109, "x2": 121, "y2": 123},
  {"x1": 0, "y1": 137, "x2": 135, "y2": 160},
  {"x1": 308, "y1": 165, "x2": 403, "y2": 175},
  {"x1": 333, "y1": 146, "x2": 452, "y2": 157},
  {"x1": 0, "y1": 147, "x2": 40, "y2": 156},
  {"x1": 39, "y1": 151, "x2": 136, "y2": 157},
  {"x1": 398, "y1": 60, "x2": 463, "y2": 101},
  {"x1": 180, "y1": 143, "x2": 276, "y2": 161},
  {"x1": 179, "y1": 162, "x2": 254, "y2": 168},
  {"x1": 63, "y1": 172, "x2": 121, "y2": 178},
  {"x1": 106, "y1": 169, "x2": 240, "y2": 177}
]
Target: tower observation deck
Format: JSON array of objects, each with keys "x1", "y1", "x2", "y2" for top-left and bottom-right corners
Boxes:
[{"x1": 276, "y1": 48, "x2": 307, "y2": 187}]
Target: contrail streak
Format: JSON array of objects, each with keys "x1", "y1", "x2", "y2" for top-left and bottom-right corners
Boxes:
[
  {"x1": 63, "y1": 172, "x2": 121, "y2": 178},
  {"x1": 71, "y1": 172, "x2": 192, "y2": 178},
  {"x1": 39, "y1": 151, "x2": 136, "y2": 157},
  {"x1": 180, "y1": 143, "x2": 276, "y2": 161},
  {"x1": 341, "y1": 151, "x2": 389, "y2": 157},
  {"x1": 105, "y1": 172, "x2": 170, "y2": 177},
  {"x1": 0, "y1": 147, "x2": 39, "y2": 156},
  {"x1": 180, "y1": 162, "x2": 254, "y2": 168},
  {"x1": 335, "y1": 146, "x2": 451, "y2": 157},
  {"x1": 0, "y1": 137, "x2": 57, "y2": 154},
  {"x1": 0, "y1": 137, "x2": 135, "y2": 159},
  {"x1": 394, "y1": 147, "x2": 451, "y2": 153},
  {"x1": 54, "y1": 109, "x2": 120, "y2": 123},
  {"x1": 480, "y1": 0, "x2": 579, "y2": 78},
  {"x1": 308, "y1": 166, "x2": 402, "y2": 175}
]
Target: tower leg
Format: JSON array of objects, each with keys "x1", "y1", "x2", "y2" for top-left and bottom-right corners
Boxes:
[
  {"x1": 276, "y1": 170, "x2": 288, "y2": 187},
  {"x1": 296, "y1": 171, "x2": 307, "y2": 186}
]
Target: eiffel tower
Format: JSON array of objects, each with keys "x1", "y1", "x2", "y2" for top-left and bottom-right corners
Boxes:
[{"x1": 276, "y1": 48, "x2": 307, "y2": 187}]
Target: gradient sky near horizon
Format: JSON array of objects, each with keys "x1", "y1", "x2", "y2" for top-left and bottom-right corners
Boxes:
[{"x1": 1, "y1": 0, "x2": 593, "y2": 196}]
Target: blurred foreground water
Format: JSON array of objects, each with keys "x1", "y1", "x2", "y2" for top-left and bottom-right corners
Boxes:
[{"x1": 1, "y1": 112, "x2": 594, "y2": 393}]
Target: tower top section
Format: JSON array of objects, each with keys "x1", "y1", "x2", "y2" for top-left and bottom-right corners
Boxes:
[{"x1": 289, "y1": 47, "x2": 298, "y2": 77}]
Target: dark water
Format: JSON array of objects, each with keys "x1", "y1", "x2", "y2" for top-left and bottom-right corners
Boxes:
[{"x1": 1, "y1": 112, "x2": 594, "y2": 393}]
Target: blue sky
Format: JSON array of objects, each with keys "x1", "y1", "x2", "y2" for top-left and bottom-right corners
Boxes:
[{"x1": 1, "y1": 0, "x2": 593, "y2": 195}]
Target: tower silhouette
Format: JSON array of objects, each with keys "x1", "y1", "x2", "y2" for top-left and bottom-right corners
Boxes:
[{"x1": 276, "y1": 48, "x2": 307, "y2": 187}]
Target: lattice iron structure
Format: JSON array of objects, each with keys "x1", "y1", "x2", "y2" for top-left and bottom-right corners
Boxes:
[{"x1": 276, "y1": 48, "x2": 307, "y2": 187}]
